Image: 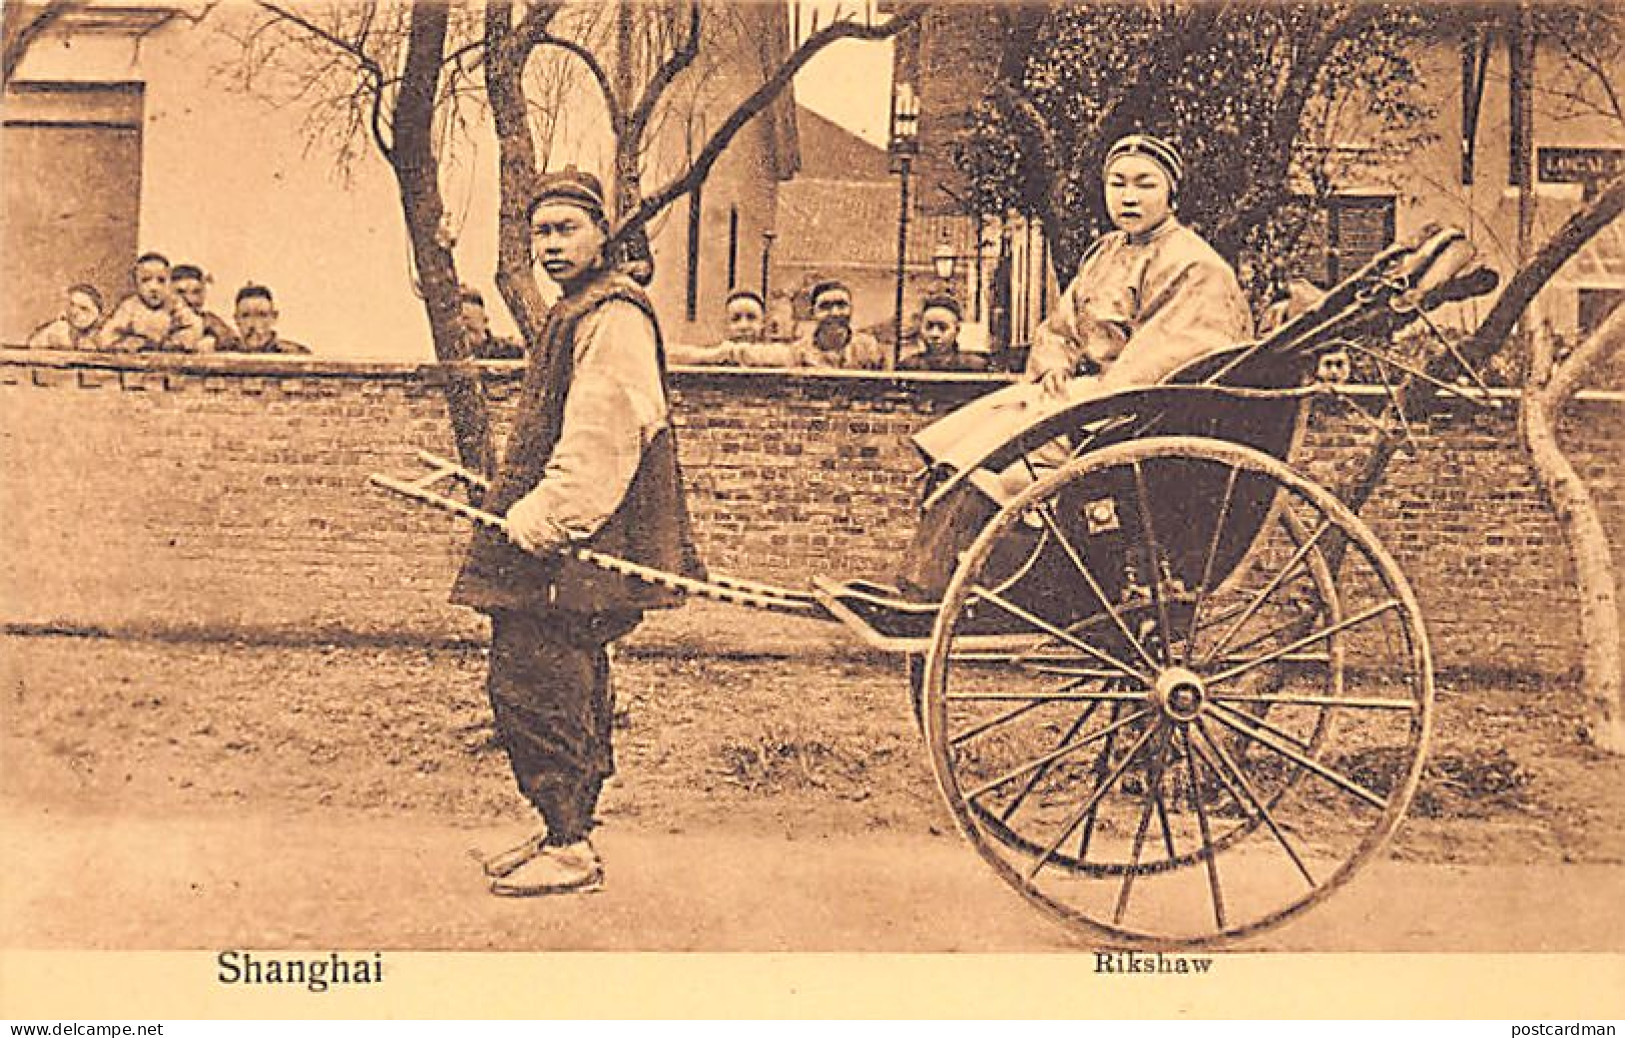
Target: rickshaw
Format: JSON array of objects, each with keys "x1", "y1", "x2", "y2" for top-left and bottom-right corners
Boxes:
[{"x1": 375, "y1": 225, "x2": 1499, "y2": 949}]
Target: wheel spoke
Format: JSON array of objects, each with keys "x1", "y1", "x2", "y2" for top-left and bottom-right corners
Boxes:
[
  {"x1": 1179, "y1": 726, "x2": 1228, "y2": 931},
  {"x1": 1200, "y1": 517, "x2": 1334, "y2": 667},
  {"x1": 950, "y1": 699, "x2": 1046, "y2": 747},
  {"x1": 1113, "y1": 727, "x2": 1176, "y2": 924},
  {"x1": 965, "y1": 706, "x2": 1154, "y2": 803},
  {"x1": 946, "y1": 687, "x2": 1146, "y2": 703},
  {"x1": 1207, "y1": 599, "x2": 1403, "y2": 686},
  {"x1": 1184, "y1": 465, "x2": 1242, "y2": 663},
  {"x1": 1019, "y1": 663, "x2": 1141, "y2": 680},
  {"x1": 1153, "y1": 759, "x2": 1178, "y2": 860},
  {"x1": 1194, "y1": 718, "x2": 1317, "y2": 888},
  {"x1": 1034, "y1": 501, "x2": 1161, "y2": 673},
  {"x1": 970, "y1": 584, "x2": 1154, "y2": 685},
  {"x1": 1211, "y1": 605, "x2": 1324, "y2": 667},
  {"x1": 1209, "y1": 652, "x2": 1332, "y2": 668},
  {"x1": 1211, "y1": 691, "x2": 1418, "y2": 711},
  {"x1": 1028, "y1": 723, "x2": 1160, "y2": 882},
  {"x1": 1208, "y1": 699, "x2": 1317, "y2": 750},
  {"x1": 999, "y1": 702, "x2": 1101, "y2": 823},
  {"x1": 1076, "y1": 701, "x2": 1124, "y2": 862},
  {"x1": 1208, "y1": 702, "x2": 1389, "y2": 810},
  {"x1": 1012, "y1": 611, "x2": 1121, "y2": 667},
  {"x1": 1131, "y1": 461, "x2": 1175, "y2": 666}
]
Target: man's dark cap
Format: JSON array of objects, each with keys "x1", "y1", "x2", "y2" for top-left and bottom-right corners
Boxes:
[
  {"x1": 920, "y1": 293, "x2": 962, "y2": 319},
  {"x1": 809, "y1": 279, "x2": 850, "y2": 307},
  {"x1": 726, "y1": 288, "x2": 765, "y2": 310},
  {"x1": 236, "y1": 282, "x2": 274, "y2": 305},
  {"x1": 171, "y1": 264, "x2": 205, "y2": 282},
  {"x1": 529, "y1": 166, "x2": 606, "y2": 220}
]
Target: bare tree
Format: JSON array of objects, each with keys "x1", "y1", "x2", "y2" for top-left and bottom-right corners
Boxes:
[
  {"x1": 482, "y1": 1, "x2": 924, "y2": 339},
  {"x1": 1485, "y1": 3, "x2": 1623, "y2": 751},
  {"x1": 232, "y1": 2, "x2": 497, "y2": 482},
  {"x1": 235, "y1": 1, "x2": 922, "y2": 482},
  {"x1": 1338, "y1": 2, "x2": 1625, "y2": 751}
]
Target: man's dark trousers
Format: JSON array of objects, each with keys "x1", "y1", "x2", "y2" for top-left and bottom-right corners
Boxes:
[{"x1": 486, "y1": 608, "x2": 642, "y2": 844}]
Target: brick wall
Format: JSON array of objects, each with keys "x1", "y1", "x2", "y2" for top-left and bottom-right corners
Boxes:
[{"x1": 2, "y1": 348, "x2": 1619, "y2": 675}]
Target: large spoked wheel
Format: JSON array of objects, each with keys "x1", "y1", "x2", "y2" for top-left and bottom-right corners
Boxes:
[{"x1": 920, "y1": 436, "x2": 1433, "y2": 949}]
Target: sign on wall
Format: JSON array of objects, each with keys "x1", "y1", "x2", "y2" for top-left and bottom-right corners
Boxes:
[{"x1": 1538, "y1": 147, "x2": 1625, "y2": 195}]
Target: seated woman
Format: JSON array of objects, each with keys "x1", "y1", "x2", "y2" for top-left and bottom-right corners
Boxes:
[{"x1": 893, "y1": 133, "x2": 1255, "y2": 601}]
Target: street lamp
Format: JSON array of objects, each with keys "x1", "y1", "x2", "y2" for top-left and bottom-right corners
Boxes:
[
  {"x1": 932, "y1": 240, "x2": 956, "y2": 282},
  {"x1": 889, "y1": 81, "x2": 920, "y2": 368}
]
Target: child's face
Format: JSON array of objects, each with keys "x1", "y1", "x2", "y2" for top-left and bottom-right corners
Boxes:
[
  {"x1": 726, "y1": 298, "x2": 765, "y2": 342},
  {"x1": 920, "y1": 306, "x2": 960, "y2": 351},
  {"x1": 134, "y1": 261, "x2": 171, "y2": 307},
  {"x1": 173, "y1": 276, "x2": 206, "y2": 311},
  {"x1": 66, "y1": 290, "x2": 101, "y2": 331},
  {"x1": 235, "y1": 296, "x2": 278, "y2": 348}
]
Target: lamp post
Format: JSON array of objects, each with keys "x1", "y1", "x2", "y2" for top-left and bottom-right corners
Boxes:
[
  {"x1": 759, "y1": 230, "x2": 775, "y2": 302},
  {"x1": 889, "y1": 82, "x2": 920, "y2": 369}
]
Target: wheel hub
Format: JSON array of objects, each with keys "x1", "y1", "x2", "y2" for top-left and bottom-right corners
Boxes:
[{"x1": 1152, "y1": 666, "x2": 1206, "y2": 721}]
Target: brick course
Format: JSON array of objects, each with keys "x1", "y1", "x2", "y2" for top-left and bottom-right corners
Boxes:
[{"x1": 1, "y1": 349, "x2": 1618, "y2": 675}]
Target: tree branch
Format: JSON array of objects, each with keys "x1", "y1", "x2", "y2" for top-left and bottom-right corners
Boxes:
[
  {"x1": 626, "y1": 0, "x2": 702, "y2": 146},
  {"x1": 612, "y1": 3, "x2": 926, "y2": 248},
  {"x1": 1545, "y1": 282, "x2": 1625, "y2": 406},
  {"x1": 538, "y1": 29, "x2": 626, "y2": 138},
  {"x1": 256, "y1": 0, "x2": 394, "y2": 158},
  {"x1": 1465, "y1": 172, "x2": 1625, "y2": 365},
  {"x1": 3, "y1": 0, "x2": 84, "y2": 89},
  {"x1": 1212, "y1": 4, "x2": 1387, "y2": 252}
]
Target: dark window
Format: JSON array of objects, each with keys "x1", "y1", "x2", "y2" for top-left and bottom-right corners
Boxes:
[
  {"x1": 1, "y1": 82, "x2": 143, "y2": 344},
  {"x1": 1579, "y1": 288, "x2": 1623, "y2": 338},
  {"x1": 1292, "y1": 194, "x2": 1397, "y2": 288}
]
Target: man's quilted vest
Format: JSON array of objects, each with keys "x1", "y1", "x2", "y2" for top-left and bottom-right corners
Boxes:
[{"x1": 450, "y1": 269, "x2": 705, "y2": 614}]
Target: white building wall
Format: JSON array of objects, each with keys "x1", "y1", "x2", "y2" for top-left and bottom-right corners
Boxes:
[{"x1": 8, "y1": 3, "x2": 789, "y2": 358}]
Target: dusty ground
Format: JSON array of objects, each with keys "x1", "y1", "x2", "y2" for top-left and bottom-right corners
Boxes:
[{"x1": 4, "y1": 631, "x2": 1622, "y2": 867}]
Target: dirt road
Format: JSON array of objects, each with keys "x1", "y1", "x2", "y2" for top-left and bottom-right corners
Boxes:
[
  {"x1": 5, "y1": 626, "x2": 1624, "y2": 958},
  {"x1": 4, "y1": 803, "x2": 1623, "y2": 953}
]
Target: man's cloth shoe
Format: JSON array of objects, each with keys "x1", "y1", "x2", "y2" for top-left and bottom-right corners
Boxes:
[
  {"x1": 489, "y1": 840, "x2": 604, "y2": 896},
  {"x1": 471, "y1": 829, "x2": 548, "y2": 879}
]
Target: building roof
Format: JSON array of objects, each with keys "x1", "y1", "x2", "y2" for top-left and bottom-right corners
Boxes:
[
  {"x1": 793, "y1": 105, "x2": 892, "y2": 182},
  {"x1": 774, "y1": 178, "x2": 946, "y2": 271},
  {"x1": 776, "y1": 180, "x2": 897, "y2": 268}
]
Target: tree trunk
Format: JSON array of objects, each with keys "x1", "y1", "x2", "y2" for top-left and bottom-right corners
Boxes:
[
  {"x1": 484, "y1": 0, "x2": 554, "y2": 347},
  {"x1": 392, "y1": 1, "x2": 495, "y2": 483},
  {"x1": 1521, "y1": 307, "x2": 1625, "y2": 752}
]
